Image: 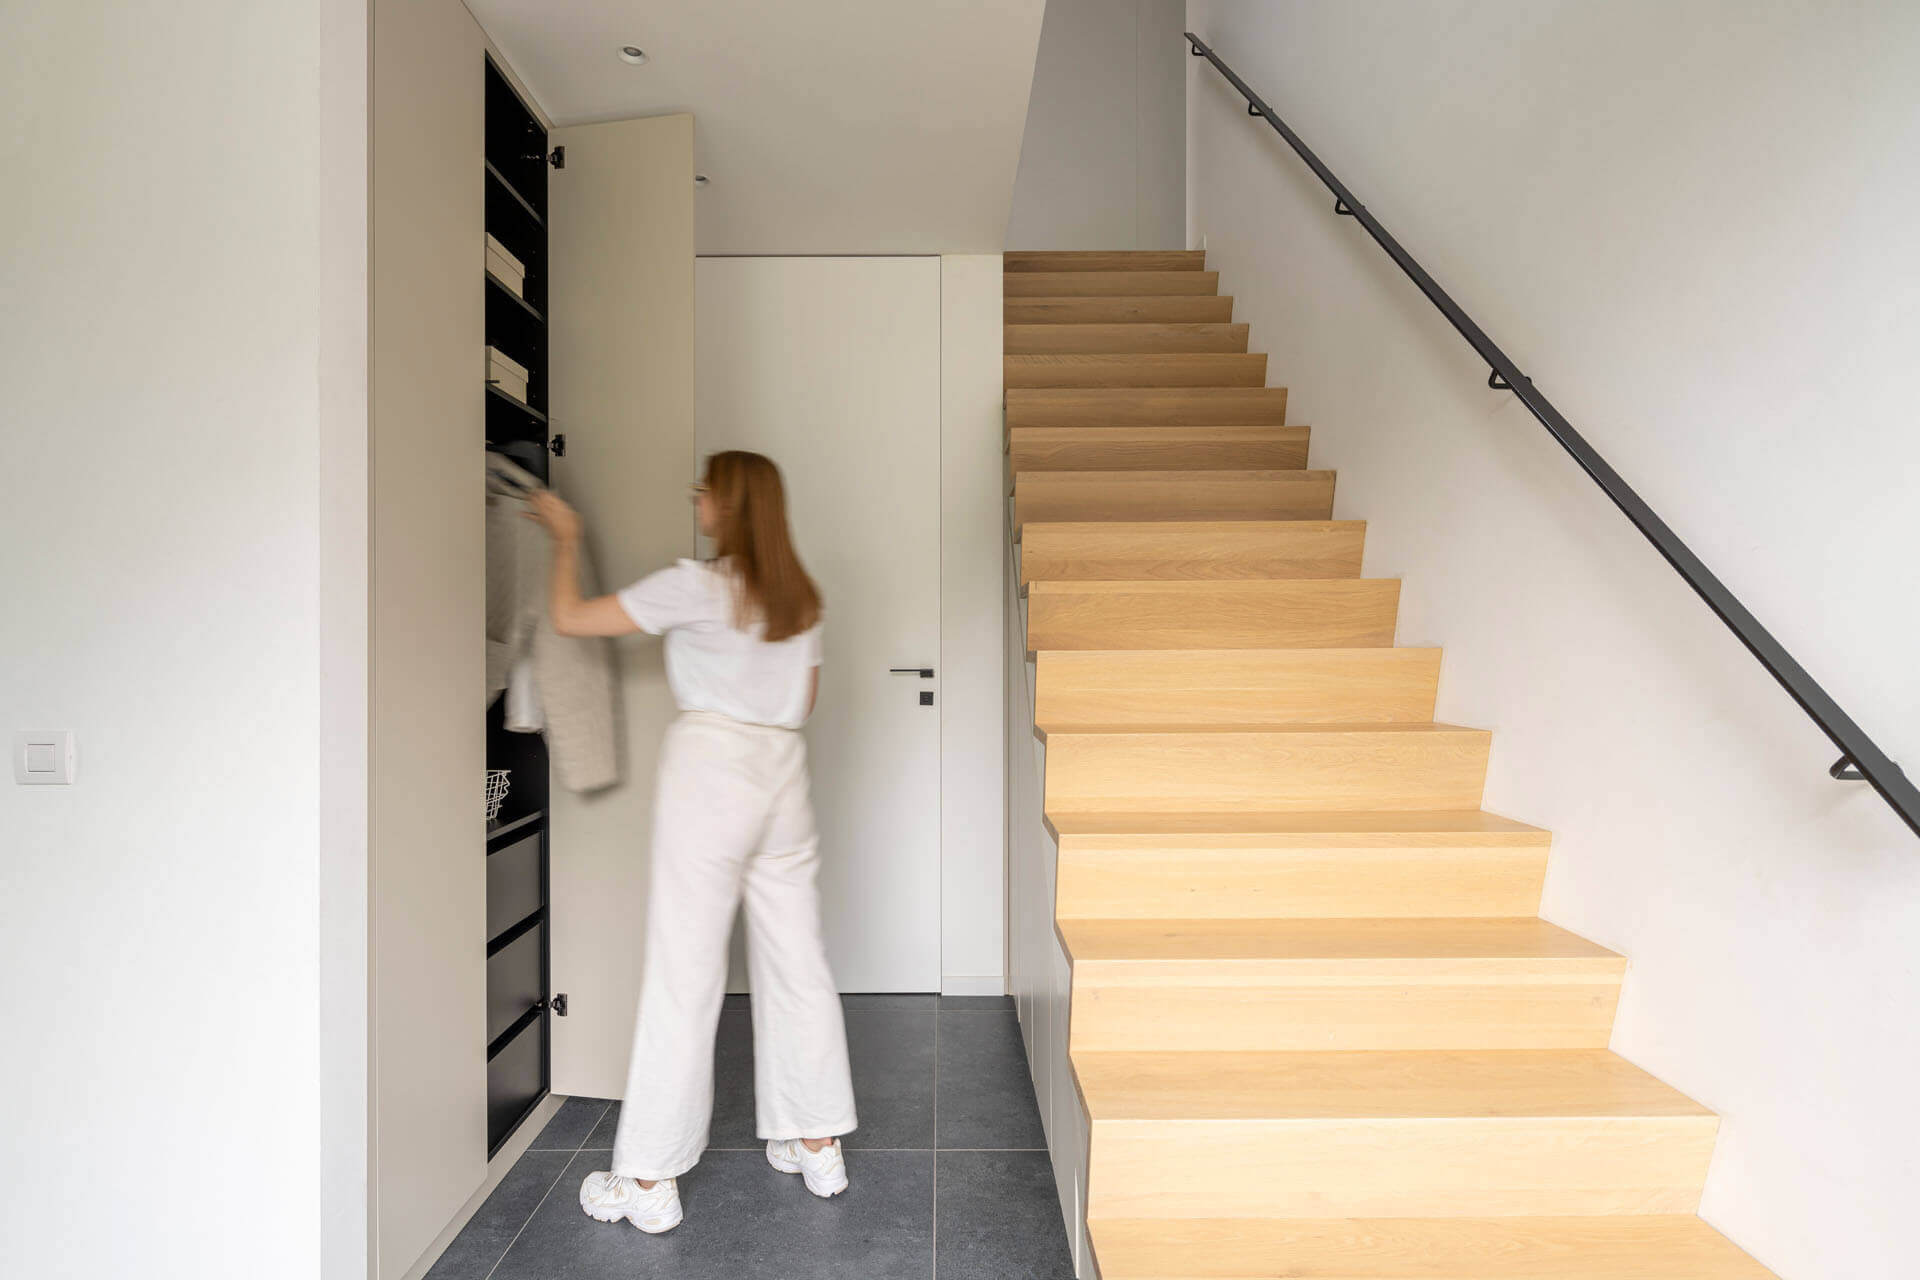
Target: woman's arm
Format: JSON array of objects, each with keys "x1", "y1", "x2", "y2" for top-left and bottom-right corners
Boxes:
[{"x1": 525, "y1": 490, "x2": 641, "y2": 638}]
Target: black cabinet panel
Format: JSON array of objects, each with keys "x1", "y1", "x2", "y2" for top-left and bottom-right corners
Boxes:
[
  {"x1": 483, "y1": 48, "x2": 551, "y2": 1161},
  {"x1": 487, "y1": 1010, "x2": 547, "y2": 1152},
  {"x1": 487, "y1": 919, "x2": 545, "y2": 1044},
  {"x1": 486, "y1": 833, "x2": 543, "y2": 942}
]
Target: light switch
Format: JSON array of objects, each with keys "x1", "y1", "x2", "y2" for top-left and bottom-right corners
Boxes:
[{"x1": 14, "y1": 731, "x2": 76, "y2": 785}]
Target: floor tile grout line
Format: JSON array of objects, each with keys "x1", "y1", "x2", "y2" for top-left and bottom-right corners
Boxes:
[
  {"x1": 932, "y1": 1005, "x2": 939, "y2": 1279},
  {"x1": 477, "y1": 1101, "x2": 609, "y2": 1280}
]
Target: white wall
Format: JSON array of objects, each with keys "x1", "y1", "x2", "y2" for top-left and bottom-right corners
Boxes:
[
  {"x1": 941, "y1": 256, "x2": 1010, "y2": 995},
  {"x1": 1006, "y1": 0, "x2": 1187, "y2": 250},
  {"x1": 1187, "y1": 4, "x2": 1920, "y2": 1276},
  {"x1": 0, "y1": 1, "x2": 362, "y2": 1276}
]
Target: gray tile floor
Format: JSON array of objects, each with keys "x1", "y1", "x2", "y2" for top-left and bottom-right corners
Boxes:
[{"x1": 428, "y1": 995, "x2": 1074, "y2": 1280}]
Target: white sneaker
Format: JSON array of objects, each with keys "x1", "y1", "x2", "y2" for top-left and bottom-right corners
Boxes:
[
  {"x1": 578, "y1": 1171, "x2": 683, "y2": 1233},
  {"x1": 766, "y1": 1138, "x2": 849, "y2": 1197}
]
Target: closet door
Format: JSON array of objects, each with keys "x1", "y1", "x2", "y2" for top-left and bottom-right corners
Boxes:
[{"x1": 545, "y1": 115, "x2": 697, "y2": 1099}]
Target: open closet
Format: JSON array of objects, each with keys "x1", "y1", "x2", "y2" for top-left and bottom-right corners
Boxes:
[
  {"x1": 481, "y1": 54, "x2": 556, "y2": 1155},
  {"x1": 369, "y1": 4, "x2": 695, "y2": 1269}
]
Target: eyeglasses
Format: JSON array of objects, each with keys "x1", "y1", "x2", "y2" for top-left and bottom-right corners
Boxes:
[{"x1": 688, "y1": 483, "x2": 710, "y2": 497}]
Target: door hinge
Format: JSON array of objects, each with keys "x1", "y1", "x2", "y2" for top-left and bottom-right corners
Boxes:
[
  {"x1": 549, "y1": 145, "x2": 566, "y2": 170},
  {"x1": 549, "y1": 433, "x2": 567, "y2": 457},
  {"x1": 551, "y1": 992, "x2": 569, "y2": 1017}
]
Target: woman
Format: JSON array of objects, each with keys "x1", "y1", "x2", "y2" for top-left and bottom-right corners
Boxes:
[{"x1": 527, "y1": 450, "x2": 856, "y2": 1235}]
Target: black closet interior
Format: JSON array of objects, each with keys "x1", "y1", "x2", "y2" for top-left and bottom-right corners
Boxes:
[{"x1": 483, "y1": 54, "x2": 556, "y2": 1157}]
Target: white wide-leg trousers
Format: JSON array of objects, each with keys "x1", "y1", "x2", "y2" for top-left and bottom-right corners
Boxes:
[{"x1": 610, "y1": 710, "x2": 857, "y2": 1182}]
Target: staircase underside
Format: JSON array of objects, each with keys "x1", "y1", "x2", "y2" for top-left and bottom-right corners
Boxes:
[{"x1": 1004, "y1": 249, "x2": 1774, "y2": 1279}]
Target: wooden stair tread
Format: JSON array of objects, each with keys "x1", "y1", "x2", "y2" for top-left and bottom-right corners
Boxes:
[
  {"x1": 1017, "y1": 471, "x2": 1336, "y2": 533},
  {"x1": 1074, "y1": 1050, "x2": 1712, "y2": 1121},
  {"x1": 1087, "y1": 1215, "x2": 1777, "y2": 1278},
  {"x1": 1006, "y1": 250, "x2": 1208, "y2": 272},
  {"x1": 1027, "y1": 579, "x2": 1398, "y2": 652},
  {"x1": 1005, "y1": 295, "x2": 1235, "y2": 324},
  {"x1": 1004, "y1": 270, "x2": 1221, "y2": 296},
  {"x1": 1006, "y1": 322, "x2": 1250, "y2": 354},
  {"x1": 1060, "y1": 916, "x2": 1619, "y2": 963},
  {"x1": 1009, "y1": 426, "x2": 1309, "y2": 476},
  {"x1": 1006, "y1": 387, "x2": 1289, "y2": 425},
  {"x1": 1035, "y1": 649, "x2": 1440, "y2": 727},
  {"x1": 1043, "y1": 720, "x2": 1479, "y2": 736},
  {"x1": 1006, "y1": 352, "x2": 1268, "y2": 388},
  {"x1": 1020, "y1": 520, "x2": 1362, "y2": 583},
  {"x1": 1047, "y1": 809, "x2": 1550, "y2": 843}
]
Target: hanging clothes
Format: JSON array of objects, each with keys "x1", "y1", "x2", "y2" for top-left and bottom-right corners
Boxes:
[{"x1": 486, "y1": 452, "x2": 621, "y2": 791}]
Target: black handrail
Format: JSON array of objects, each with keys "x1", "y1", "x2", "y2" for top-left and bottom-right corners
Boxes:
[{"x1": 1185, "y1": 31, "x2": 1919, "y2": 839}]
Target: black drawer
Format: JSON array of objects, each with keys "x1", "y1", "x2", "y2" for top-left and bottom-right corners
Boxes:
[
  {"x1": 487, "y1": 832, "x2": 543, "y2": 942},
  {"x1": 487, "y1": 1007, "x2": 546, "y2": 1152},
  {"x1": 487, "y1": 920, "x2": 545, "y2": 1045}
]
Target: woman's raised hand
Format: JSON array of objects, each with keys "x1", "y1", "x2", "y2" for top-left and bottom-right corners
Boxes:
[{"x1": 525, "y1": 489, "x2": 583, "y2": 543}]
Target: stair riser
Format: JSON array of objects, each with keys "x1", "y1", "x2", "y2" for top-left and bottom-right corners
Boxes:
[
  {"x1": 1011, "y1": 430, "x2": 1306, "y2": 474},
  {"x1": 1005, "y1": 250, "x2": 1208, "y2": 272},
  {"x1": 1006, "y1": 353, "x2": 1268, "y2": 388},
  {"x1": 1006, "y1": 297, "x2": 1235, "y2": 325},
  {"x1": 1006, "y1": 323, "x2": 1251, "y2": 354},
  {"x1": 1043, "y1": 730, "x2": 1490, "y2": 813},
  {"x1": 1020, "y1": 521, "x2": 1361, "y2": 583},
  {"x1": 1006, "y1": 388, "x2": 1289, "y2": 426},
  {"x1": 1055, "y1": 846, "x2": 1549, "y2": 919},
  {"x1": 1005, "y1": 271, "x2": 1221, "y2": 296},
  {"x1": 1027, "y1": 582, "x2": 1398, "y2": 651},
  {"x1": 1015, "y1": 474, "x2": 1334, "y2": 528},
  {"x1": 1068, "y1": 978, "x2": 1622, "y2": 1052},
  {"x1": 1086, "y1": 1117, "x2": 1718, "y2": 1219},
  {"x1": 1035, "y1": 650, "x2": 1438, "y2": 726}
]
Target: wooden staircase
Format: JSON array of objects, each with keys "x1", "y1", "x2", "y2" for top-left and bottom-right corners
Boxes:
[{"x1": 1004, "y1": 250, "x2": 1775, "y2": 1279}]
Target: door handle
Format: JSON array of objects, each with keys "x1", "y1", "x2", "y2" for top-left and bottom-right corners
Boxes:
[{"x1": 889, "y1": 667, "x2": 935, "y2": 678}]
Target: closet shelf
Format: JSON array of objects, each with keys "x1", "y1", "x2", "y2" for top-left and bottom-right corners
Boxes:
[
  {"x1": 486, "y1": 382, "x2": 548, "y2": 423},
  {"x1": 485, "y1": 160, "x2": 545, "y2": 227},
  {"x1": 487, "y1": 808, "x2": 545, "y2": 846},
  {"x1": 487, "y1": 271, "x2": 545, "y2": 323}
]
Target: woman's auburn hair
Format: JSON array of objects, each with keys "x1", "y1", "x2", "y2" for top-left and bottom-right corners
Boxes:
[{"x1": 704, "y1": 450, "x2": 822, "y2": 642}]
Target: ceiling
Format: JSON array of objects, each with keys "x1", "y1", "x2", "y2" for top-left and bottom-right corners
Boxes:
[{"x1": 467, "y1": 0, "x2": 1047, "y2": 255}]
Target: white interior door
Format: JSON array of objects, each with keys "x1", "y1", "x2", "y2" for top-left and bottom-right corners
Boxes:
[{"x1": 696, "y1": 256, "x2": 942, "y2": 992}]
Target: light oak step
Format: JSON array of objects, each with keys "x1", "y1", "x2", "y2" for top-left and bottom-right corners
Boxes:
[
  {"x1": 1006, "y1": 296, "x2": 1235, "y2": 325},
  {"x1": 1026, "y1": 579, "x2": 1398, "y2": 651},
  {"x1": 1088, "y1": 1215, "x2": 1778, "y2": 1279},
  {"x1": 1006, "y1": 249, "x2": 1208, "y2": 272},
  {"x1": 1006, "y1": 386, "x2": 1288, "y2": 427},
  {"x1": 1076, "y1": 1049, "x2": 1718, "y2": 1219},
  {"x1": 1014, "y1": 470, "x2": 1332, "y2": 529},
  {"x1": 1041, "y1": 723, "x2": 1490, "y2": 814},
  {"x1": 1005, "y1": 323, "x2": 1250, "y2": 354},
  {"x1": 1006, "y1": 353, "x2": 1268, "y2": 389},
  {"x1": 1004, "y1": 270, "x2": 1220, "y2": 297},
  {"x1": 1020, "y1": 520, "x2": 1361, "y2": 583},
  {"x1": 1054, "y1": 810, "x2": 1551, "y2": 920},
  {"x1": 1010, "y1": 426, "x2": 1306, "y2": 475},
  {"x1": 1035, "y1": 649, "x2": 1440, "y2": 727},
  {"x1": 1061, "y1": 917, "x2": 1623, "y2": 1052}
]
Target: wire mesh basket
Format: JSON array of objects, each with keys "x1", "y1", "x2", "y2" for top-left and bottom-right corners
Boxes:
[{"x1": 485, "y1": 769, "x2": 513, "y2": 823}]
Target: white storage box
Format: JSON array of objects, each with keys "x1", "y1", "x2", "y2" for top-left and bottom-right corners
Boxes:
[
  {"x1": 487, "y1": 346, "x2": 530, "y2": 403},
  {"x1": 485, "y1": 233, "x2": 526, "y2": 297}
]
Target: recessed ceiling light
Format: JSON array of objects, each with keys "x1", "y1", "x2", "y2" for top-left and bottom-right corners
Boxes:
[
  {"x1": 618, "y1": 46, "x2": 648, "y2": 66},
  {"x1": 693, "y1": 174, "x2": 710, "y2": 187}
]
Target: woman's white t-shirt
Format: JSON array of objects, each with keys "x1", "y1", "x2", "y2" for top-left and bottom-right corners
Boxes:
[{"x1": 616, "y1": 558, "x2": 822, "y2": 729}]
